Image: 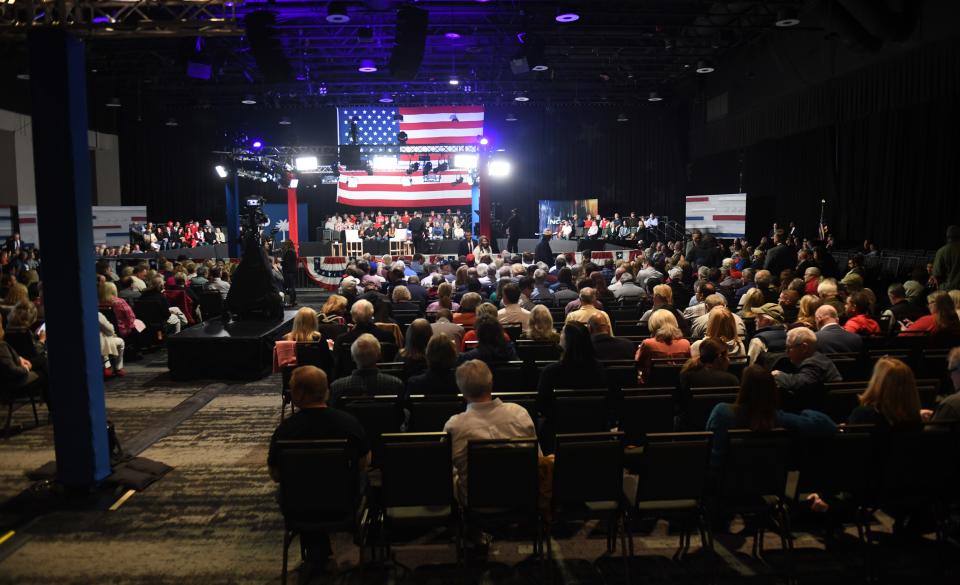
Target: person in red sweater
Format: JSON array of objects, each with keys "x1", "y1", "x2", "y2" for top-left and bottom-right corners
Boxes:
[{"x1": 843, "y1": 291, "x2": 880, "y2": 336}]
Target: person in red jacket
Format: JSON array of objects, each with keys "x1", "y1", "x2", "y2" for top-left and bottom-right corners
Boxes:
[{"x1": 843, "y1": 291, "x2": 880, "y2": 336}]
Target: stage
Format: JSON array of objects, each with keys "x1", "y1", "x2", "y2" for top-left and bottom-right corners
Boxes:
[{"x1": 167, "y1": 310, "x2": 297, "y2": 380}]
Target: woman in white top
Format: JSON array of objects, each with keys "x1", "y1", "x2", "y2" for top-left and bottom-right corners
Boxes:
[
  {"x1": 473, "y1": 235, "x2": 494, "y2": 257},
  {"x1": 689, "y1": 307, "x2": 746, "y2": 360},
  {"x1": 453, "y1": 222, "x2": 465, "y2": 239}
]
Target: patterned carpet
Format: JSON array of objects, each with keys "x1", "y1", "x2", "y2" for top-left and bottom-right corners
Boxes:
[{"x1": 0, "y1": 347, "x2": 957, "y2": 585}]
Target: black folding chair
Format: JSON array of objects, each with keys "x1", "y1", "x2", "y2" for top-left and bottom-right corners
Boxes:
[
  {"x1": 339, "y1": 396, "x2": 403, "y2": 465},
  {"x1": 619, "y1": 392, "x2": 678, "y2": 445},
  {"x1": 407, "y1": 395, "x2": 465, "y2": 432},
  {"x1": 553, "y1": 389, "x2": 610, "y2": 434}
]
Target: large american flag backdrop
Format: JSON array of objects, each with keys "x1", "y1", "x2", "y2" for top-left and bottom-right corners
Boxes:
[
  {"x1": 336, "y1": 106, "x2": 483, "y2": 208},
  {"x1": 684, "y1": 193, "x2": 748, "y2": 238}
]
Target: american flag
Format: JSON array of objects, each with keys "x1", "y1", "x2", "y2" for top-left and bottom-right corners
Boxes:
[{"x1": 336, "y1": 106, "x2": 482, "y2": 208}]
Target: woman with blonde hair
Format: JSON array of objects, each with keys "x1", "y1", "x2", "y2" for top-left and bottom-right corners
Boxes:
[
  {"x1": 848, "y1": 357, "x2": 922, "y2": 430},
  {"x1": 635, "y1": 309, "x2": 691, "y2": 383},
  {"x1": 453, "y1": 292, "x2": 481, "y2": 327},
  {"x1": 319, "y1": 294, "x2": 348, "y2": 324},
  {"x1": 522, "y1": 304, "x2": 561, "y2": 344},
  {"x1": 427, "y1": 281, "x2": 459, "y2": 313},
  {"x1": 284, "y1": 307, "x2": 322, "y2": 343},
  {"x1": 792, "y1": 294, "x2": 823, "y2": 330},
  {"x1": 691, "y1": 307, "x2": 745, "y2": 359},
  {"x1": 459, "y1": 302, "x2": 506, "y2": 350},
  {"x1": 98, "y1": 281, "x2": 137, "y2": 338},
  {"x1": 2, "y1": 283, "x2": 29, "y2": 308},
  {"x1": 738, "y1": 287, "x2": 765, "y2": 319}
]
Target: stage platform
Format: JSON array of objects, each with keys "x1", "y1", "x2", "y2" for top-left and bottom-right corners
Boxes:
[{"x1": 167, "y1": 310, "x2": 297, "y2": 380}]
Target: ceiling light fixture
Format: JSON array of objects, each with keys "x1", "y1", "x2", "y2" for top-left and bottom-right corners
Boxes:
[
  {"x1": 532, "y1": 64, "x2": 549, "y2": 72},
  {"x1": 617, "y1": 113, "x2": 629, "y2": 122},
  {"x1": 105, "y1": 97, "x2": 122, "y2": 108},
  {"x1": 378, "y1": 94, "x2": 394, "y2": 103},
  {"x1": 325, "y1": 2, "x2": 350, "y2": 23},
  {"x1": 15, "y1": 72, "x2": 29, "y2": 81},
  {"x1": 775, "y1": 8, "x2": 801, "y2": 27},
  {"x1": 165, "y1": 118, "x2": 179, "y2": 127},
  {"x1": 695, "y1": 60, "x2": 715, "y2": 74},
  {"x1": 505, "y1": 113, "x2": 518, "y2": 122},
  {"x1": 279, "y1": 117, "x2": 292, "y2": 125},
  {"x1": 555, "y1": 12, "x2": 579, "y2": 23},
  {"x1": 358, "y1": 59, "x2": 378, "y2": 73},
  {"x1": 648, "y1": 91, "x2": 662, "y2": 102},
  {"x1": 444, "y1": 31, "x2": 461, "y2": 40},
  {"x1": 514, "y1": 94, "x2": 529, "y2": 102},
  {"x1": 449, "y1": 75, "x2": 459, "y2": 85},
  {"x1": 241, "y1": 94, "x2": 257, "y2": 104}
]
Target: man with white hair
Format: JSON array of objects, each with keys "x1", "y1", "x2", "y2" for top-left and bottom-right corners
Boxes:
[
  {"x1": 814, "y1": 304, "x2": 862, "y2": 353},
  {"x1": 689, "y1": 293, "x2": 746, "y2": 338},
  {"x1": 817, "y1": 278, "x2": 845, "y2": 320},
  {"x1": 565, "y1": 287, "x2": 612, "y2": 330},
  {"x1": 772, "y1": 326, "x2": 842, "y2": 411},
  {"x1": 636, "y1": 256, "x2": 663, "y2": 290},
  {"x1": 443, "y1": 360, "x2": 538, "y2": 502},
  {"x1": 330, "y1": 333, "x2": 404, "y2": 405},
  {"x1": 335, "y1": 299, "x2": 394, "y2": 346},
  {"x1": 612, "y1": 272, "x2": 645, "y2": 301},
  {"x1": 531, "y1": 269, "x2": 554, "y2": 301}
]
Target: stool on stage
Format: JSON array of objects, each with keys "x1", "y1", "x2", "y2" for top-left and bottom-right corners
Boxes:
[
  {"x1": 389, "y1": 228, "x2": 413, "y2": 257},
  {"x1": 345, "y1": 229, "x2": 363, "y2": 258}
]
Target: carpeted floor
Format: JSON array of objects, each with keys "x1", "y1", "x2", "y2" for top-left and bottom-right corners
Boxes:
[{"x1": 1, "y1": 342, "x2": 958, "y2": 585}]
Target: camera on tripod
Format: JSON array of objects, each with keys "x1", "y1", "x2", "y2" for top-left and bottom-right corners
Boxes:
[{"x1": 240, "y1": 197, "x2": 271, "y2": 243}]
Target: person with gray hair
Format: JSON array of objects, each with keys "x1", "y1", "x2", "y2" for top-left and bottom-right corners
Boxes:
[
  {"x1": 772, "y1": 326, "x2": 842, "y2": 411},
  {"x1": 443, "y1": 359, "x2": 538, "y2": 503},
  {"x1": 531, "y1": 269, "x2": 554, "y2": 301},
  {"x1": 689, "y1": 293, "x2": 746, "y2": 338},
  {"x1": 565, "y1": 287, "x2": 612, "y2": 330},
  {"x1": 330, "y1": 333, "x2": 404, "y2": 406},
  {"x1": 334, "y1": 298, "x2": 394, "y2": 347},
  {"x1": 612, "y1": 272, "x2": 644, "y2": 301}
]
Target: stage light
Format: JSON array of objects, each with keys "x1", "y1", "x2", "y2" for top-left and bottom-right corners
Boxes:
[
  {"x1": 252, "y1": 140, "x2": 263, "y2": 149},
  {"x1": 358, "y1": 59, "x2": 378, "y2": 73},
  {"x1": 372, "y1": 155, "x2": 398, "y2": 170},
  {"x1": 505, "y1": 113, "x2": 518, "y2": 122},
  {"x1": 326, "y1": 2, "x2": 350, "y2": 23},
  {"x1": 449, "y1": 75, "x2": 459, "y2": 85},
  {"x1": 454, "y1": 154, "x2": 478, "y2": 169},
  {"x1": 295, "y1": 156, "x2": 318, "y2": 171},
  {"x1": 241, "y1": 94, "x2": 257, "y2": 104},
  {"x1": 695, "y1": 60, "x2": 715, "y2": 74},
  {"x1": 397, "y1": 131, "x2": 408, "y2": 144},
  {"x1": 444, "y1": 31, "x2": 461, "y2": 40},
  {"x1": 289, "y1": 178, "x2": 299, "y2": 188},
  {"x1": 479, "y1": 137, "x2": 489, "y2": 145},
  {"x1": 514, "y1": 94, "x2": 529, "y2": 102},
  {"x1": 279, "y1": 117, "x2": 292, "y2": 125},
  {"x1": 648, "y1": 91, "x2": 662, "y2": 102},
  {"x1": 555, "y1": 12, "x2": 579, "y2": 23},
  {"x1": 378, "y1": 94, "x2": 394, "y2": 103},
  {"x1": 214, "y1": 165, "x2": 228, "y2": 178},
  {"x1": 532, "y1": 64, "x2": 549, "y2": 71},
  {"x1": 488, "y1": 159, "x2": 512, "y2": 178},
  {"x1": 423, "y1": 161, "x2": 434, "y2": 174},
  {"x1": 15, "y1": 72, "x2": 29, "y2": 81},
  {"x1": 617, "y1": 113, "x2": 629, "y2": 122},
  {"x1": 775, "y1": 8, "x2": 800, "y2": 27},
  {"x1": 165, "y1": 118, "x2": 179, "y2": 127},
  {"x1": 105, "y1": 97, "x2": 122, "y2": 108},
  {"x1": 435, "y1": 162, "x2": 448, "y2": 172}
]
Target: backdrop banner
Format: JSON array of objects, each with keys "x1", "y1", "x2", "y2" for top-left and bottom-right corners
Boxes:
[
  {"x1": 537, "y1": 198, "x2": 599, "y2": 234},
  {"x1": 684, "y1": 193, "x2": 747, "y2": 238}
]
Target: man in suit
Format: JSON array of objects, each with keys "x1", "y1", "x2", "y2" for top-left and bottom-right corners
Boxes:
[
  {"x1": 407, "y1": 211, "x2": 427, "y2": 253},
  {"x1": 281, "y1": 240, "x2": 298, "y2": 307},
  {"x1": 505, "y1": 208, "x2": 522, "y2": 253},
  {"x1": 4, "y1": 232, "x2": 22, "y2": 253},
  {"x1": 431, "y1": 308, "x2": 465, "y2": 347},
  {"x1": 457, "y1": 229, "x2": 476, "y2": 257},
  {"x1": 534, "y1": 229, "x2": 554, "y2": 266},
  {"x1": 814, "y1": 305, "x2": 862, "y2": 353},
  {"x1": 763, "y1": 232, "x2": 796, "y2": 282},
  {"x1": 588, "y1": 313, "x2": 635, "y2": 360}
]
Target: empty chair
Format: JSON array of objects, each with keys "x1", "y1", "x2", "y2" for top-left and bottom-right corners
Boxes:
[
  {"x1": 647, "y1": 362, "x2": 684, "y2": 388},
  {"x1": 627, "y1": 432, "x2": 714, "y2": 560},
  {"x1": 554, "y1": 389, "x2": 610, "y2": 434},
  {"x1": 491, "y1": 362, "x2": 531, "y2": 392},
  {"x1": 339, "y1": 396, "x2": 403, "y2": 464},
  {"x1": 683, "y1": 393, "x2": 737, "y2": 432},
  {"x1": 198, "y1": 290, "x2": 223, "y2": 321},
  {"x1": 515, "y1": 340, "x2": 562, "y2": 363},
  {"x1": 619, "y1": 392, "x2": 678, "y2": 444},
  {"x1": 407, "y1": 396, "x2": 465, "y2": 432},
  {"x1": 296, "y1": 341, "x2": 334, "y2": 378}
]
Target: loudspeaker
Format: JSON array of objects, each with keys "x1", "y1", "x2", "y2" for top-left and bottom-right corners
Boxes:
[{"x1": 389, "y1": 6, "x2": 427, "y2": 80}]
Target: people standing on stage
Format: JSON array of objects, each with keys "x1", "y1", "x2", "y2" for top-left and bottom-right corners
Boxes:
[
  {"x1": 407, "y1": 211, "x2": 427, "y2": 253},
  {"x1": 473, "y1": 235, "x2": 494, "y2": 258},
  {"x1": 535, "y1": 229, "x2": 554, "y2": 265},
  {"x1": 505, "y1": 208, "x2": 522, "y2": 253},
  {"x1": 281, "y1": 240, "x2": 298, "y2": 307}
]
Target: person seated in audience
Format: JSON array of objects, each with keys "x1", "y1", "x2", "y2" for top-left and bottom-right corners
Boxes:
[
  {"x1": 497, "y1": 283, "x2": 531, "y2": 331},
  {"x1": 531, "y1": 269, "x2": 555, "y2": 301},
  {"x1": 691, "y1": 307, "x2": 746, "y2": 360},
  {"x1": 682, "y1": 282, "x2": 716, "y2": 321},
  {"x1": 747, "y1": 303, "x2": 787, "y2": 366},
  {"x1": 842, "y1": 291, "x2": 881, "y2": 336},
  {"x1": 190, "y1": 265, "x2": 209, "y2": 288},
  {"x1": 590, "y1": 271, "x2": 616, "y2": 306},
  {"x1": 404, "y1": 275, "x2": 429, "y2": 306},
  {"x1": 778, "y1": 289, "x2": 800, "y2": 324},
  {"x1": 427, "y1": 282, "x2": 460, "y2": 314},
  {"x1": 516, "y1": 276, "x2": 536, "y2": 311},
  {"x1": 98, "y1": 311, "x2": 125, "y2": 378},
  {"x1": 398, "y1": 319, "x2": 432, "y2": 380},
  {"x1": 817, "y1": 278, "x2": 845, "y2": 321},
  {"x1": 635, "y1": 309, "x2": 691, "y2": 383},
  {"x1": 753, "y1": 269, "x2": 778, "y2": 304},
  {"x1": 3, "y1": 301, "x2": 46, "y2": 373},
  {"x1": 848, "y1": 357, "x2": 923, "y2": 431},
  {"x1": 612, "y1": 272, "x2": 644, "y2": 301},
  {"x1": 690, "y1": 294, "x2": 746, "y2": 339},
  {"x1": 117, "y1": 276, "x2": 141, "y2": 303},
  {"x1": 406, "y1": 334, "x2": 460, "y2": 399},
  {"x1": 814, "y1": 304, "x2": 863, "y2": 353},
  {"x1": 284, "y1": 307, "x2": 323, "y2": 343},
  {"x1": 335, "y1": 299, "x2": 394, "y2": 347},
  {"x1": 734, "y1": 267, "x2": 756, "y2": 305},
  {"x1": 390, "y1": 285, "x2": 420, "y2": 314},
  {"x1": 551, "y1": 268, "x2": 579, "y2": 305},
  {"x1": 444, "y1": 359, "x2": 538, "y2": 504},
  {"x1": 330, "y1": 334, "x2": 404, "y2": 405},
  {"x1": 453, "y1": 292, "x2": 482, "y2": 329},
  {"x1": 803, "y1": 266, "x2": 821, "y2": 296},
  {"x1": 639, "y1": 284, "x2": 688, "y2": 334},
  {"x1": 883, "y1": 283, "x2": 923, "y2": 330},
  {"x1": 458, "y1": 314, "x2": 518, "y2": 364},
  {"x1": 1, "y1": 318, "x2": 47, "y2": 407},
  {"x1": 98, "y1": 281, "x2": 137, "y2": 339},
  {"x1": 205, "y1": 266, "x2": 231, "y2": 299},
  {"x1": 430, "y1": 308, "x2": 465, "y2": 347},
  {"x1": 738, "y1": 286, "x2": 765, "y2": 320},
  {"x1": 522, "y1": 304, "x2": 561, "y2": 344},
  {"x1": 588, "y1": 312, "x2": 633, "y2": 360},
  {"x1": 792, "y1": 294, "x2": 822, "y2": 330},
  {"x1": 319, "y1": 294, "x2": 348, "y2": 324},
  {"x1": 679, "y1": 336, "x2": 739, "y2": 392},
  {"x1": 537, "y1": 322, "x2": 609, "y2": 446},
  {"x1": 565, "y1": 287, "x2": 612, "y2": 330},
  {"x1": 772, "y1": 327, "x2": 842, "y2": 411},
  {"x1": 840, "y1": 254, "x2": 866, "y2": 286},
  {"x1": 706, "y1": 365, "x2": 836, "y2": 465},
  {"x1": 1, "y1": 282, "x2": 28, "y2": 311},
  {"x1": 899, "y1": 291, "x2": 960, "y2": 342},
  {"x1": 267, "y1": 365, "x2": 369, "y2": 575}
]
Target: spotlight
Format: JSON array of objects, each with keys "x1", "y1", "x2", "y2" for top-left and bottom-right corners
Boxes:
[
  {"x1": 775, "y1": 8, "x2": 800, "y2": 27},
  {"x1": 15, "y1": 72, "x2": 29, "y2": 81},
  {"x1": 488, "y1": 159, "x2": 512, "y2": 178},
  {"x1": 289, "y1": 178, "x2": 299, "y2": 188},
  {"x1": 555, "y1": 12, "x2": 579, "y2": 23},
  {"x1": 648, "y1": 91, "x2": 662, "y2": 102},
  {"x1": 105, "y1": 97, "x2": 122, "y2": 108},
  {"x1": 479, "y1": 137, "x2": 489, "y2": 145},
  {"x1": 295, "y1": 156, "x2": 318, "y2": 171},
  {"x1": 326, "y1": 1, "x2": 350, "y2": 23},
  {"x1": 449, "y1": 75, "x2": 459, "y2": 86},
  {"x1": 505, "y1": 113, "x2": 518, "y2": 122},
  {"x1": 532, "y1": 64, "x2": 549, "y2": 72},
  {"x1": 165, "y1": 118, "x2": 179, "y2": 127},
  {"x1": 695, "y1": 60, "x2": 715, "y2": 74},
  {"x1": 378, "y1": 94, "x2": 394, "y2": 103},
  {"x1": 435, "y1": 162, "x2": 449, "y2": 172},
  {"x1": 214, "y1": 165, "x2": 228, "y2": 178},
  {"x1": 397, "y1": 131, "x2": 408, "y2": 144},
  {"x1": 616, "y1": 113, "x2": 629, "y2": 122},
  {"x1": 454, "y1": 176, "x2": 464, "y2": 185},
  {"x1": 423, "y1": 161, "x2": 434, "y2": 174},
  {"x1": 454, "y1": 154, "x2": 478, "y2": 169},
  {"x1": 444, "y1": 31, "x2": 461, "y2": 40},
  {"x1": 514, "y1": 94, "x2": 529, "y2": 102},
  {"x1": 241, "y1": 94, "x2": 257, "y2": 105},
  {"x1": 358, "y1": 59, "x2": 378, "y2": 73},
  {"x1": 372, "y1": 155, "x2": 398, "y2": 170},
  {"x1": 279, "y1": 117, "x2": 292, "y2": 125},
  {"x1": 252, "y1": 140, "x2": 263, "y2": 149}
]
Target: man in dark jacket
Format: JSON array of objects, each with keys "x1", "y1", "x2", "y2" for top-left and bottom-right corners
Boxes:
[
  {"x1": 773, "y1": 326, "x2": 842, "y2": 412},
  {"x1": 763, "y1": 233, "x2": 796, "y2": 283},
  {"x1": 588, "y1": 313, "x2": 635, "y2": 360},
  {"x1": 814, "y1": 305, "x2": 863, "y2": 353},
  {"x1": 281, "y1": 241, "x2": 298, "y2": 306},
  {"x1": 535, "y1": 229, "x2": 555, "y2": 266}
]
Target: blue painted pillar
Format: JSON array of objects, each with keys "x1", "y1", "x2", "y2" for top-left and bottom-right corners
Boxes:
[
  {"x1": 224, "y1": 174, "x2": 241, "y2": 258},
  {"x1": 28, "y1": 29, "x2": 111, "y2": 486}
]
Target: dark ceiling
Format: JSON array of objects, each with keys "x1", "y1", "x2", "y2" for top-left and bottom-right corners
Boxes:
[{"x1": 1, "y1": 0, "x2": 814, "y2": 111}]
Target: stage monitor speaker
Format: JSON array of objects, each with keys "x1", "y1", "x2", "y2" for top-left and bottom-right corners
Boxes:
[
  {"x1": 244, "y1": 11, "x2": 292, "y2": 83},
  {"x1": 389, "y1": 6, "x2": 427, "y2": 80}
]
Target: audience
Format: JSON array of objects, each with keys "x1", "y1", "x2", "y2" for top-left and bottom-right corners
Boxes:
[
  {"x1": 565, "y1": 287, "x2": 611, "y2": 330},
  {"x1": 430, "y1": 308, "x2": 465, "y2": 347},
  {"x1": 523, "y1": 304, "x2": 561, "y2": 344},
  {"x1": 848, "y1": 357, "x2": 923, "y2": 431},
  {"x1": 398, "y1": 318, "x2": 432, "y2": 379},
  {"x1": 635, "y1": 309, "x2": 691, "y2": 383},
  {"x1": 497, "y1": 283, "x2": 531, "y2": 331},
  {"x1": 406, "y1": 334, "x2": 459, "y2": 397},
  {"x1": 459, "y1": 314, "x2": 518, "y2": 364},
  {"x1": 746, "y1": 303, "x2": 787, "y2": 366},
  {"x1": 690, "y1": 307, "x2": 745, "y2": 360},
  {"x1": 772, "y1": 327, "x2": 842, "y2": 410},
  {"x1": 330, "y1": 334, "x2": 404, "y2": 405},
  {"x1": 814, "y1": 305, "x2": 863, "y2": 353},
  {"x1": 335, "y1": 299, "x2": 394, "y2": 346},
  {"x1": 842, "y1": 291, "x2": 881, "y2": 336},
  {"x1": 588, "y1": 312, "x2": 634, "y2": 360}
]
